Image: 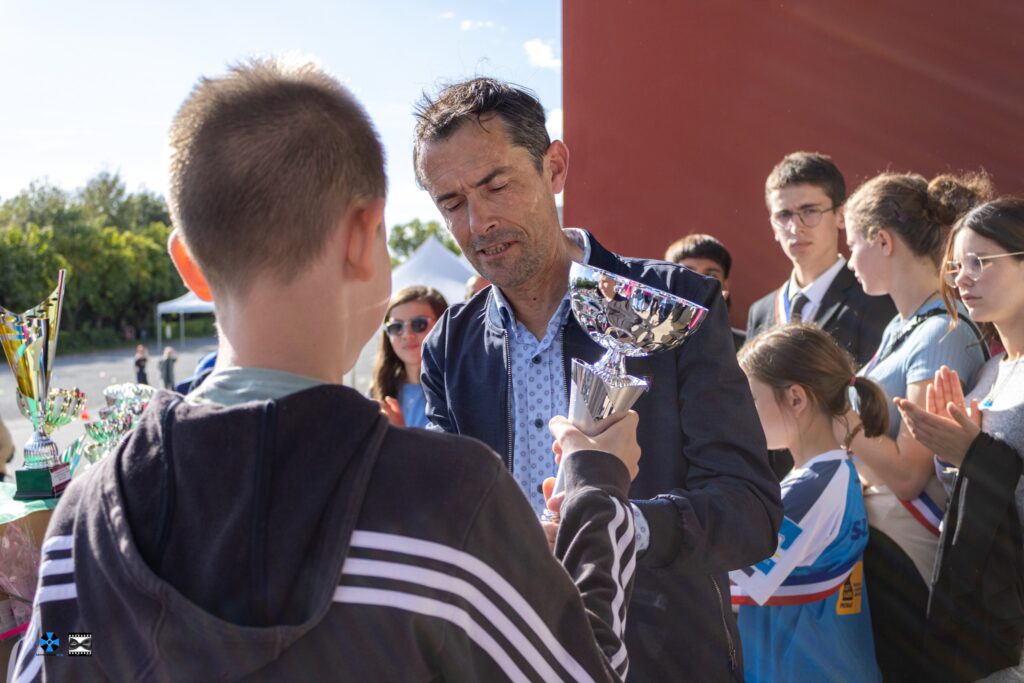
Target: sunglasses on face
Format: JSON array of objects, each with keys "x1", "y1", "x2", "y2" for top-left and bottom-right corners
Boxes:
[
  {"x1": 944, "y1": 251, "x2": 1024, "y2": 288},
  {"x1": 383, "y1": 316, "x2": 434, "y2": 337}
]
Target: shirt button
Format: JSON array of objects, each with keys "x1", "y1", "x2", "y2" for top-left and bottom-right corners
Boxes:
[
  {"x1": 534, "y1": 418, "x2": 544, "y2": 428},
  {"x1": 532, "y1": 356, "x2": 541, "y2": 364}
]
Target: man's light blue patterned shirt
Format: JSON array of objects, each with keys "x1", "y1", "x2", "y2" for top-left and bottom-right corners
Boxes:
[{"x1": 489, "y1": 230, "x2": 590, "y2": 512}]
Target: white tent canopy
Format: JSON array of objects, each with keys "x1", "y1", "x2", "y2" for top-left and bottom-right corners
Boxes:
[
  {"x1": 345, "y1": 238, "x2": 478, "y2": 392},
  {"x1": 157, "y1": 291, "x2": 215, "y2": 316},
  {"x1": 155, "y1": 291, "x2": 215, "y2": 350},
  {"x1": 390, "y1": 237, "x2": 476, "y2": 305}
]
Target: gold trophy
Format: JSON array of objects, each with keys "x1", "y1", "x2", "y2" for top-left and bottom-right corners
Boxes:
[{"x1": 0, "y1": 270, "x2": 78, "y2": 500}]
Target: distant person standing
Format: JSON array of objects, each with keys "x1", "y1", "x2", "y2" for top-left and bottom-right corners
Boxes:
[
  {"x1": 159, "y1": 347, "x2": 178, "y2": 389},
  {"x1": 464, "y1": 274, "x2": 489, "y2": 300},
  {"x1": 370, "y1": 286, "x2": 448, "y2": 428},
  {"x1": 0, "y1": 415, "x2": 12, "y2": 482},
  {"x1": 134, "y1": 344, "x2": 149, "y2": 385},
  {"x1": 665, "y1": 233, "x2": 745, "y2": 350}
]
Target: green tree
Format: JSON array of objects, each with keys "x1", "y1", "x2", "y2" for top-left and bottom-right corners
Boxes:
[
  {"x1": 0, "y1": 173, "x2": 187, "y2": 351},
  {"x1": 387, "y1": 219, "x2": 461, "y2": 266}
]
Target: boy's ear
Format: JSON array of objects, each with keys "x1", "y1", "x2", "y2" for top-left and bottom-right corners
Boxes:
[
  {"x1": 168, "y1": 230, "x2": 213, "y2": 301},
  {"x1": 344, "y1": 197, "x2": 387, "y2": 282},
  {"x1": 876, "y1": 228, "x2": 894, "y2": 256}
]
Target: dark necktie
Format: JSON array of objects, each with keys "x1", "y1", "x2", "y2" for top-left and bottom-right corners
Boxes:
[{"x1": 791, "y1": 292, "x2": 810, "y2": 323}]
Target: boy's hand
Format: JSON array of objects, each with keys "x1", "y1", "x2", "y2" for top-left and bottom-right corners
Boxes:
[
  {"x1": 549, "y1": 411, "x2": 641, "y2": 480},
  {"x1": 541, "y1": 476, "x2": 562, "y2": 551}
]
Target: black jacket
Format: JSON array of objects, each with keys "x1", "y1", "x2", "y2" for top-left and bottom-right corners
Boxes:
[
  {"x1": 746, "y1": 265, "x2": 895, "y2": 369},
  {"x1": 421, "y1": 232, "x2": 783, "y2": 682},
  {"x1": 926, "y1": 432, "x2": 1024, "y2": 682},
  {"x1": 15, "y1": 387, "x2": 637, "y2": 681}
]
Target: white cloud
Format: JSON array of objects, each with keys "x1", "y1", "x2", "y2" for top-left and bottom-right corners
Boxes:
[
  {"x1": 439, "y1": 11, "x2": 455, "y2": 20},
  {"x1": 523, "y1": 38, "x2": 562, "y2": 70},
  {"x1": 546, "y1": 108, "x2": 563, "y2": 141},
  {"x1": 459, "y1": 19, "x2": 495, "y2": 31}
]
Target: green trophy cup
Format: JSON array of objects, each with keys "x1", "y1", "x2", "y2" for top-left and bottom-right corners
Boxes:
[{"x1": 0, "y1": 270, "x2": 77, "y2": 500}]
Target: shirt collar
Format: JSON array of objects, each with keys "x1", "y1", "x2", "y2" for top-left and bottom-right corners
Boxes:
[
  {"x1": 489, "y1": 228, "x2": 591, "y2": 332},
  {"x1": 788, "y1": 256, "x2": 846, "y2": 305}
]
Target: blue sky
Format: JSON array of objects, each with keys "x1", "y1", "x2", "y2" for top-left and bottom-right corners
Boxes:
[{"x1": 0, "y1": 0, "x2": 562, "y2": 226}]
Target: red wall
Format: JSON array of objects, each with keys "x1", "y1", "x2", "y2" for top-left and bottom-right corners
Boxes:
[{"x1": 563, "y1": 0, "x2": 1024, "y2": 327}]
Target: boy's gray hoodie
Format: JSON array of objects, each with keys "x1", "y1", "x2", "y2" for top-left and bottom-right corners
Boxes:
[{"x1": 13, "y1": 385, "x2": 635, "y2": 681}]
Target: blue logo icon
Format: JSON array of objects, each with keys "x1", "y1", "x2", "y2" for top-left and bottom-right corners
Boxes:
[{"x1": 39, "y1": 632, "x2": 61, "y2": 655}]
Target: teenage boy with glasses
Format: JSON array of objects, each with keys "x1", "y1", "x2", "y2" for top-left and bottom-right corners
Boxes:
[
  {"x1": 747, "y1": 151, "x2": 895, "y2": 368},
  {"x1": 747, "y1": 152, "x2": 896, "y2": 481}
]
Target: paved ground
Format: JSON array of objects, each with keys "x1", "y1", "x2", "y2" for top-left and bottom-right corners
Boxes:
[
  {"x1": 1, "y1": 335, "x2": 379, "y2": 475},
  {"x1": 1, "y1": 338, "x2": 217, "y2": 472}
]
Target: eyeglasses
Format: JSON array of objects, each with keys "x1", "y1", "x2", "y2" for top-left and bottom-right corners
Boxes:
[
  {"x1": 383, "y1": 315, "x2": 434, "y2": 337},
  {"x1": 944, "y1": 251, "x2": 1024, "y2": 288},
  {"x1": 770, "y1": 206, "x2": 838, "y2": 230}
]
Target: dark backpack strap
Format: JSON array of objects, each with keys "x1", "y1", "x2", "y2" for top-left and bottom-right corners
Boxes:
[{"x1": 875, "y1": 308, "x2": 947, "y2": 365}]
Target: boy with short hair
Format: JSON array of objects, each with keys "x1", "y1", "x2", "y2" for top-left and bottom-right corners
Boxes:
[
  {"x1": 14, "y1": 58, "x2": 640, "y2": 682},
  {"x1": 747, "y1": 152, "x2": 894, "y2": 367}
]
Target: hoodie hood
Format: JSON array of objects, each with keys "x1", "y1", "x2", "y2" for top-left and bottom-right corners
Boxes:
[{"x1": 70, "y1": 385, "x2": 387, "y2": 681}]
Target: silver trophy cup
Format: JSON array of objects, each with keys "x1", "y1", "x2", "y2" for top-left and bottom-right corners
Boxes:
[{"x1": 545, "y1": 262, "x2": 708, "y2": 517}]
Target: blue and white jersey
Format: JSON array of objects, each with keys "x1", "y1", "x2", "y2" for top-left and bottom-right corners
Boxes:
[{"x1": 730, "y1": 449, "x2": 880, "y2": 683}]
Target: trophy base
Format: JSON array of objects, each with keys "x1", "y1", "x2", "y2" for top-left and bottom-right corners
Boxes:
[
  {"x1": 568, "y1": 358, "x2": 648, "y2": 436},
  {"x1": 13, "y1": 463, "x2": 71, "y2": 500}
]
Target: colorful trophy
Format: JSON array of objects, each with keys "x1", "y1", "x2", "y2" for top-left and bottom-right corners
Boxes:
[
  {"x1": 0, "y1": 270, "x2": 79, "y2": 500},
  {"x1": 544, "y1": 263, "x2": 709, "y2": 517}
]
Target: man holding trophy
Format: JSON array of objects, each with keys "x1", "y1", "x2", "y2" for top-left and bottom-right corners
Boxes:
[{"x1": 417, "y1": 78, "x2": 784, "y2": 681}]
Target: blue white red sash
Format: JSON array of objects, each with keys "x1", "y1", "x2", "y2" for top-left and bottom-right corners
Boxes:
[
  {"x1": 773, "y1": 284, "x2": 792, "y2": 326},
  {"x1": 898, "y1": 491, "x2": 942, "y2": 537},
  {"x1": 731, "y1": 557, "x2": 860, "y2": 606}
]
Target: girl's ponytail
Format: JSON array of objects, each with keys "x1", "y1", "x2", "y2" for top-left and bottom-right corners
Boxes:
[{"x1": 850, "y1": 376, "x2": 890, "y2": 438}]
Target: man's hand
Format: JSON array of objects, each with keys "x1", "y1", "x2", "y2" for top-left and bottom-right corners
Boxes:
[
  {"x1": 549, "y1": 411, "x2": 641, "y2": 480},
  {"x1": 378, "y1": 397, "x2": 405, "y2": 426}
]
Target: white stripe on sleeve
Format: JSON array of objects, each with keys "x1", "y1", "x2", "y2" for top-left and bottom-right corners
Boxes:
[
  {"x1": 343, "y1": 558, "x2": 564, "y2": 682},
  {"x1": 39, "y1": 558, "x2": 74, "y2": 577},
  {"x1": 41, "y1": 535, "x2": 73, "y2": 554},
  {"x1": 351, "y1": 530, "x2": 598, "y2": 683},
  {"x1": 335, "y1": 586, "x2": 531, "y2": 683},
  {"x1": 36, "y1": 582, "x2": 77, "y2": 604}
]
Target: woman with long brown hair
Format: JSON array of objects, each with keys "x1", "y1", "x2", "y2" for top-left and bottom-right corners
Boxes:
[
  {"x1": 897, "y1": 198, "x2": 1024, "y2": 681},
  {"x1": 840, "y1": 172, "x2": 991, "y2": 681},
  {"x1": 369, "y1": 286, "x2": 447, "y2": 427}
]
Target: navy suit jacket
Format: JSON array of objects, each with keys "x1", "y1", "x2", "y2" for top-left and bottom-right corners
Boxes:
[
  {"x1": 421, "y1": 232, "x2": 782, "y2": 681},
  {"x1": 746, "y1": 265, "x2": 896, "y2": 369}
]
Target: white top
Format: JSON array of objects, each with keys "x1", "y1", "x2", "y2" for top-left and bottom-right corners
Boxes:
[{"x1": 786, "y1": 256, "x2": 846, "y2": 323}]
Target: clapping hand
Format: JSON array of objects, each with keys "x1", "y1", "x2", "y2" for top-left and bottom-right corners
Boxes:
[
  {"x1": 894, "y1": 366, "x2": 982, "y2": 467},
  {"x1": 378, "y1": 397, "x2": 405, "y2": 426}
]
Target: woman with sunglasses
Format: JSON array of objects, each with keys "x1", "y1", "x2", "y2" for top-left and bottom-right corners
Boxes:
[
  {"x1": 897, "y1": 198, "x2": 1024, "y2": 682},
  {"x1": 839, "y1": 172, "x2": 992, "y2": 682},
  {"x1": 370, "y1": 286, "x2": 448, "y2": 427}
]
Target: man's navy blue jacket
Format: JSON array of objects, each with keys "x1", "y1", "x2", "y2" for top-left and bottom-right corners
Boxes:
[{"x1": 421, "y1": 232, "x2": 783, "y2": 682}]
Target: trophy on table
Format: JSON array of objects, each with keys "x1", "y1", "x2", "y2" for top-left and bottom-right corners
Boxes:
[
  {"x1": 543, "y1": 262, "x2": 709, "y2": 518},
  {"x1": 0, "y1": 270, "x2": 80, "y2": 500}
]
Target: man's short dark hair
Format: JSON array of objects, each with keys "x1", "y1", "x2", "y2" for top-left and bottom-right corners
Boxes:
[
  {"x1": 765, "y1": 151, "x2": 846, "y2": 208},
  {"x1": 412, "y1": 77, "x2": 550, "y2": 187},
  {"x1": 168, "y1": 57, "x2": 386, "y2": 294},
  {"x1": 664, "y1": 234, "x2": 732, "y2": 278}
]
